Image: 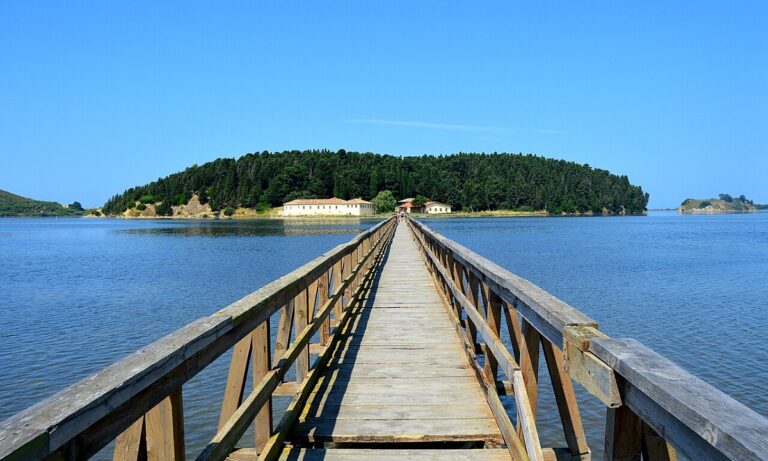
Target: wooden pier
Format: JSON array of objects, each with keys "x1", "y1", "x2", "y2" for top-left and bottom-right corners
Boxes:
[{"x1": 1, "y1": 217, "x2": 767, "y2": 461}]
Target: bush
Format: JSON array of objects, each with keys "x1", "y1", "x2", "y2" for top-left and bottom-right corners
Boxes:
[
  {"x1": 156, "y1": 199, "x2": 173, "y2": 216},
  {"x1": 126, "y1": 201, "x2": 136, "y2": 209},
  {"x1": 139, "y1": 195, "x2": 156, "y2": 204},
  {"x1": 699, "y1": 201, "x2": 711, "y2": 209},
  {"x1": 136, "y1": 203, "x2": 147, "y2": 211},
  {"x1": 68, "y1": 201, "x2": 84, "y2": 211},
  {"x1": 173, "y1": 193, "x2": 188, "y2": 206},
  {"x1": 224, "y1": 207, "x2": 235, "y2": 217},
  {"x1": 372, "y1": 190, "x2": 396, "y2": 213}
]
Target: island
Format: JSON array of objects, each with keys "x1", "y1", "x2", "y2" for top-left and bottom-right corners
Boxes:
[
  {"x1": 678, "y1": 194, "x2": 758, "y2": 214},
  {"x1": 0, "y1": 189, "x2": 87, "y2": 217},
  {"x1": 100, "y1": 149, "x2": 649, "y2": 218}
]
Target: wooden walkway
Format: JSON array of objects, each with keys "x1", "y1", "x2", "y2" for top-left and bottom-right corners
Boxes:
[
  {"x1": 5, "y1": 216, "x2": 767, "y2": 461},
  {"x1": 236, "y1": 223, "x2": 511, "y2": 459}
]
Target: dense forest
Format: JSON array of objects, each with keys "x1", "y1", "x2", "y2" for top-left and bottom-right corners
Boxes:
[
  {"x1": 102, "y1": 150, "x2": 649, "y2": 215},
  {"x1": 0, "y1": 189, "x2": 84, "y2": 217}
]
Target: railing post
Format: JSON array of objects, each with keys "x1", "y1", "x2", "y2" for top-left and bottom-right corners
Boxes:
[
  {"x1": 605, "y1": 405, "x2": 643, "y2": 461},
  {"x1": 114, "y1": 389, "x2": 185, "y2": 461},
  {"x1": 520, "y1": 318, "x2": 541, "y2": 420},
  {"x1": 252, "y1": 321, "x2": 272, "y2": 451},
  {"x1": 481, "y1": 282, "x2": 502, "y2": 383},
  {"x1": 320, "y1": 270, "x2": 331, "y2": 345},
  {"x1": 294, "y1": 288, "x2": 310, "y2": 383},
  {"x1": 273, "y1": 302, "x2": 294, "y2": 368},
  {"x1": 541, "y1": 337, "x2": 589, "y2": 459}
]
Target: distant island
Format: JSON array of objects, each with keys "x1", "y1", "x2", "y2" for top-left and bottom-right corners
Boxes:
[
  {"x1": 0, "y1": 189, "x2": 87, "y2": 217},
  {"x1": 101, "y1": 150, "x2": 649, "y2": 218},
  {"x1": 678, "y1": 194, "x2": 764, "y2": 214}
]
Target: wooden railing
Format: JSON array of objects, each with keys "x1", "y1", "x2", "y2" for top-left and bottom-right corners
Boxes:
[
  {"x1": 407, "y1": 217, "x2": 768, "y2": 461},
  {"x1": 0, "y1": 217, "x2": 396, "y2": 461}
]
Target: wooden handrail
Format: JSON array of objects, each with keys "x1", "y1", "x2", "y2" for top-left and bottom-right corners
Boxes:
[
  {"x1": 406, "y1": 216, "x2": 768, "y2": 461},
  {"x1": 0, "y1": 217, "x2": 396, "y2": 461}
]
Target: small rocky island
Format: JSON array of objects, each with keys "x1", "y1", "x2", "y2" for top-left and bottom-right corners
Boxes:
[{"x1": 678, "y1": 194, "x2": 759, "y2": 214}]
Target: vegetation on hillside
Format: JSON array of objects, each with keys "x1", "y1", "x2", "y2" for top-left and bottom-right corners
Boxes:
[
  {"x1": 102, "y1": 150, "x2": 649, "y2": 215},
  {"x1": 679, "y1": 194, "x2": 759, "y2": 213},
  {"x1": 0, "y1": 189, "x2": 84, "y2": 217}
]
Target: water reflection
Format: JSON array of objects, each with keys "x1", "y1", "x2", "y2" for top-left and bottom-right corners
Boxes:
[{"x1": 115, "y1": 218, "x2": 382, "y2": 237}]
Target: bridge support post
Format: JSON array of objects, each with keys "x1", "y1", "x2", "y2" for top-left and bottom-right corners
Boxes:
[{"x1": 113, "y1": 388, "x2": 184, "y2": 461}]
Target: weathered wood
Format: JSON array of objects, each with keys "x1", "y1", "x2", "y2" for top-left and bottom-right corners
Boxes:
[
  {"x1": 218, "y1": 336, "x2": 253, "y2": 431},
  {"x1": 293, "y1": 289, "x2": 310, "y2": 383},
  {"x1": 407, "y1": 218, "x2": 598, "y2": 348},
  {"x1": 256, "y1": 223, "x2": 395, "y2": 461},
  {"x1": 273, "y1": 303, "x2": 294, "y2": 368},
  {"x1": 0, "y1": 218, "x2": 395, "y2": 461},
  {"x1": 641, "y1": 422, "x2": 677, "y2": 461},
  {"x1": 591, "y1": 337, "x2": 768, "y2": 461},
  {"x1": 231, "y1": 448, "x2": 516, "y2": 461},
  {"x1": 289, "y1": 225, "x2": 505, "y2": 451},
  {"x1": 199, "y1": 220, "x2": 396, "y2": 461},
  {"x1": 145, "y1": 390, "x2": 184, "y2": 461},
  {"x1": 563, "y1": 339, "x2": 621, "y2": 408},
  {"x1": 520, "y1": 319, "x2": 541, "y2": 419},
  {"x1": 541, "y1": 337, "x2": 589, "y2": 458},
  {"x1": 409, "y1": 223, "x2": 536, "y2": 461},
  {"x1": 252, "y1": 322, "x2": 272, "y2": 451},
  {"x1": 113, "y1": 418, "x2": 144, "y2": 461},
  {"x1": 604, "y1": 404, "x2": 643, "y2": 461}
]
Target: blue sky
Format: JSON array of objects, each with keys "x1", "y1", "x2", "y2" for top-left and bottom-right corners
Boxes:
[{"x1": 1, "y1": 2, "x2": 766, "y2": 208}]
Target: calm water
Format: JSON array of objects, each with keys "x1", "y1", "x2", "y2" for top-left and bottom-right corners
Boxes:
[{"x1": 1, "y1": 213, "x2": 766, "y2": 459}]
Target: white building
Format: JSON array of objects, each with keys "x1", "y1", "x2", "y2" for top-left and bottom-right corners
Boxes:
[
  {"x1": 281, "y1": 197, "x2": 375, "y2": 216},
  {"x1": 424, "y1": 201, "x2": 452, "y2": 214}
]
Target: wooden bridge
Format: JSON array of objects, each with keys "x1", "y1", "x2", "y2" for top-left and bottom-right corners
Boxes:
[{"x1": 1, "y1": 217, "x2": 767, "y2": 461}]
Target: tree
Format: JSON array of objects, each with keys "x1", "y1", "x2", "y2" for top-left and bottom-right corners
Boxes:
[
  {"x1": 68, "y1": 201, "x2": 84, "y2": 211},
  {"x1": 719, "y1": 193, "x2": 733, "y2": 202},
  {"x1": 372, "y1": 190, "x2": 396, "y2": 213},
  {"x1": 412, "y1": 195, "x2": 429, "y2": 208},
  {"x1": 224, "y1": 206, "x2": 235, "y2": 217},
  {"x1": 155, "y1": 199, "x2": 173, "y2": 216},
  {"x1": 100, "y1": 150, "x2": 650, "y2": 215}
]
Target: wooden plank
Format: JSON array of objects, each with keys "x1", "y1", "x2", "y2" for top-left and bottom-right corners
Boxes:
[
  {"x1": 300, "y1": 403, "x2": 494, "y2": 421},
  {"x1": 230, "y1": 448, "x2": 515, "y2": 461},
  {"x1": 113, "y1": 418, "x2": 144, "y2": 461},
  {"x1": 642, "y1": 422, "x2": 677, "y2": 461},
  {"x1": 541, "y1": 337, "x2": 589, "y2": 459},
  {"x1": 293, "y1": 289, "x2": 310, "y2": 383},
  {"x1": 419, "y1": 240, "x2": 532, "y2": 461},
  {"x1": 273, "y1": 303, "x2": 294, "y2": 368},
  {"x1": 257, "y1": 225, "x2": 396, "y2": 461},
  {"x1": 407, "y1": 218, "x2": 597, "y2": 348},
  {"x1": 145, "y1": 390, "x2": 184, "y2": 461},
  {"x1": 591, "y1": 337, "x2": 768, "y2": 461},
  {"x1": 218, "y1": 335, "x2": 253, "y2": 431},
  {"x1": 197, "y1": 221, "x2": 396, "y2": 461},
  {"x1": 604, "y1": 405, "x2": 642, "y2": 461},
  {"x1": 252, "y1": 322, "x2": 272, "y2": 451},
  {"x1": 520, "y1": 319, "x2": 541, "y2": 419},
  {"x1": 563, "y1": 339, "x2": 621, "y2": 408},
  {"x1": 291, "y1": 418, "x2": 504, "y2": 443}
]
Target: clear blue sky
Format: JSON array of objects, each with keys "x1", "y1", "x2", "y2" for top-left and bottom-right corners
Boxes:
[{"x1": 1, "y1": 2, "x2": 766, "y2": 208}]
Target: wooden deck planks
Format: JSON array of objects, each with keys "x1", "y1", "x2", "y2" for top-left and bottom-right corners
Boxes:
[
  {"x1": 288, "y1": 223, "x2": 506, "y2": 448},
  {"x1": 229, "y1": 448, "x2": 513, "y2": 461}
]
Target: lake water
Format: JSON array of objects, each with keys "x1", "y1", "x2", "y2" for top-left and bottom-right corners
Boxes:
[{"x1": 1, "y1": 213, "x2": 766, "y2": 459}]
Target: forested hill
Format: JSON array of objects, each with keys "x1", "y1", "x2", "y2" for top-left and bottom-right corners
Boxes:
[
  {"x1": 102, "y1": 150, "x2": 649, "y2": 215},
  {"x1": 0, "y1": 189, "x2": 84, "y2": 216}
]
